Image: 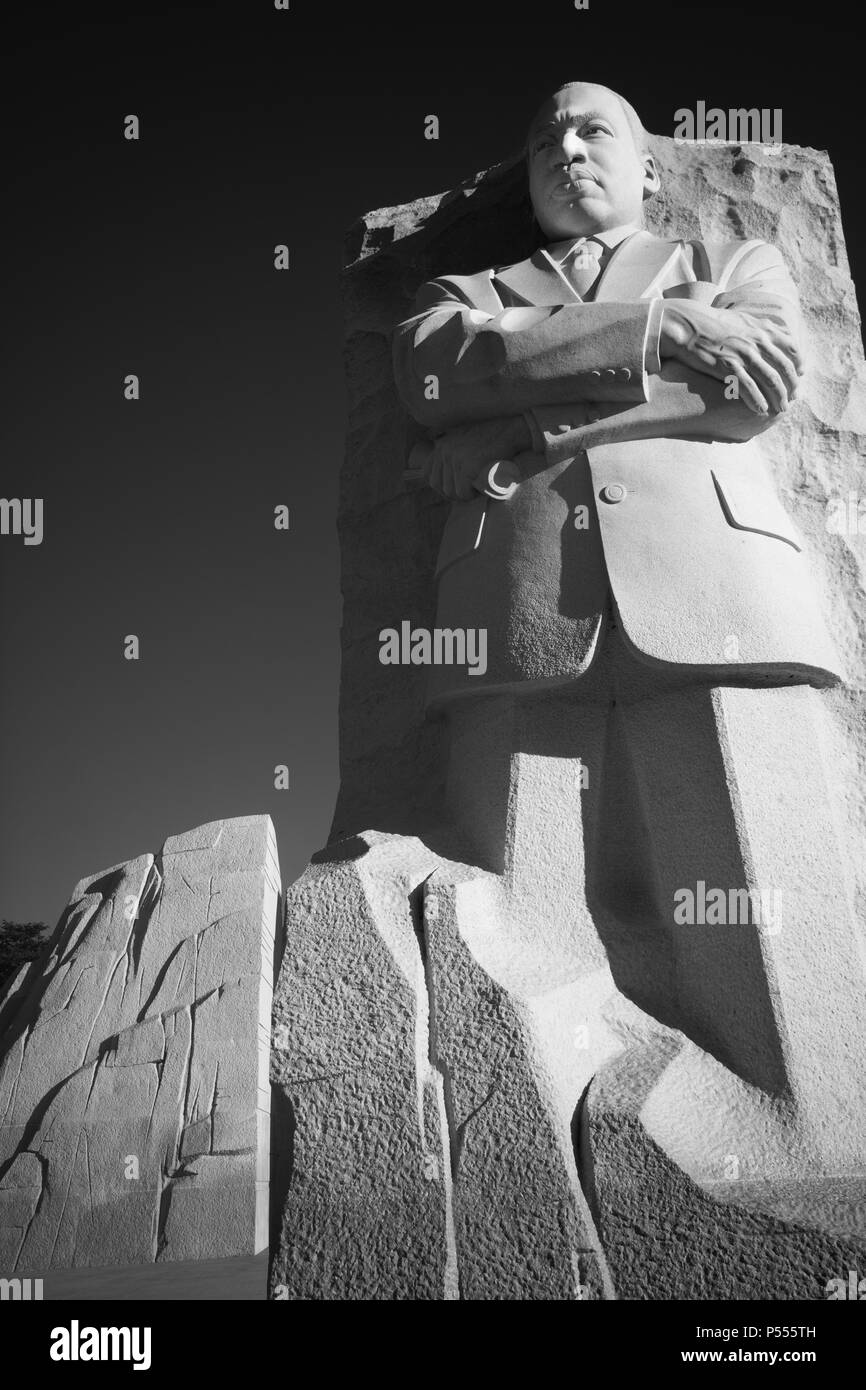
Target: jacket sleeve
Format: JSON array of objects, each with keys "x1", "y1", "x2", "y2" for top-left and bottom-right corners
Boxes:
[
  {"x1": 711, "y1": 239, "x2": 803, "y2": 339},
  {"x1": 527, "y1": 240, "x2": 805, "y2": 458},
  {"x1": 527, "y1": 364, "x2": 777, "y2": 461},
  {"x1": 392, "y1": 274, "x2": 657, "y2": 430}
]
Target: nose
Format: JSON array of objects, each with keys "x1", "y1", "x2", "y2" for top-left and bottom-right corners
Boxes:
[{"x1": 558, "y1": 129, "x2": 588, "y2": 166}]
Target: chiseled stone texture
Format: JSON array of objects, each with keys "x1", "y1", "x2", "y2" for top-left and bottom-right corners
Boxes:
[
  {"x1": 269, "y1": 834, "x2": 613, "y2": 1301},
  {"x1": 268, "y1": 831, "x2": 457, "y2": 1301},
  {"x1": 422, "y1": 870, "x2": 612, "y2": 1301},
  {"x1": 584, "y1": 1037, "x2": 866, "y2": 1300},
  {"x1": 334, "y1": 138, "x2": 866, "y2": 943},
  {"x1": 0, "y1": 816, "x2": 278, "y2": 1271}
]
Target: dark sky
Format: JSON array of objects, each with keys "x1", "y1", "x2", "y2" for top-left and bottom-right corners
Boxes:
[{"x1": 2, "y1": 0, "x2": 863, "y2": 927}]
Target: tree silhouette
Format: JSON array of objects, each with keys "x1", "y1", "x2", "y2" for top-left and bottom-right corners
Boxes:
[{"x1": 0, "y1": 919, "x2": 51, "y2": 995}]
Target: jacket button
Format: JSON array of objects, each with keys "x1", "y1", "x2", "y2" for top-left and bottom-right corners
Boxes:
[
  {"x1": 600, "y1": 483, "x2": 627, "y2": 503},
  {"x1": 589, "y1": 369, "x2": 602, "y2": 379},
  {"x1": 554, "y1": 423, "x2": 572, "y2": 433},
  {"x1": 603, "y1": 368, "x2": 617, "y2": 379},
  {"x1": 617, "y1": 368, "x2": 632, "y2": 382}
]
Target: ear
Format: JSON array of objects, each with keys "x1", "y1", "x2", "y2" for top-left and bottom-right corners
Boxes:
[{"x1": 641, "y1": 154, "x2": 661, "y2": 202}]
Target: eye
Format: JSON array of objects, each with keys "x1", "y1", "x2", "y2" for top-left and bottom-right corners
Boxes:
[{"x1": 584, "y1": 124, "x2": 611, "y2": 136}]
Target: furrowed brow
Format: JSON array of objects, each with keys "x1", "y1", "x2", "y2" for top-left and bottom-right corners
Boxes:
[{"x1": 530, "y1": 110, "x2": 615, "y2": 140}]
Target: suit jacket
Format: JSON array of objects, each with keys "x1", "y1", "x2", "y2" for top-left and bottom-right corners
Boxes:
[{"x1": 392, "y1": 230, "x2": 843, "y2": 705}]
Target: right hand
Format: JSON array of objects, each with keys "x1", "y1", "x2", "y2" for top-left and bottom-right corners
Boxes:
[
  {"x1": 658, "y1": 301, "x2": 804, "y2": 415},
  {"x1": 406, "y1": 415, "x2": 533, "y2": 500}
]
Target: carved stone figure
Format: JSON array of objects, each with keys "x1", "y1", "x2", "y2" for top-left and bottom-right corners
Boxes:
[
  {"x1": 6, "y1": 78, "x2": 865, "y2": 1304},
  {"x1": 313, "y1": 79, "x2": 866, "y2": 1297}
]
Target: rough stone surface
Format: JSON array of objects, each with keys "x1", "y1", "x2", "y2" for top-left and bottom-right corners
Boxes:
[
  {"x1": 422, "y1": 869, "x2": 611, "y2": 1300},
  {"x1": 0, "y1": 816, "x2": 278, "y2": 1270},
  {"x1": 584, "y1": 1036, "x2": 866, "y2": 1300},
  {"x1": 269, "y1": 834, "x2": 613, "y2": 1300},
  {"x1": 269, "y1": 831, "x2": 457, "y2": 1300}
]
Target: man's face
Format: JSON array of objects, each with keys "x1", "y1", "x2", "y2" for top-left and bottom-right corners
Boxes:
[{"x1": 527, "y1": 83, "x2": 658, "y2": 240}]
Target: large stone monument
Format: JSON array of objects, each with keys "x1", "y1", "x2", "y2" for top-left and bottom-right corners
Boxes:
[
  {"x1": 271, "y1": 82, "x2": 866, "y2": 1298},
  {"x1": 3, "y1": 79, "x2": 865, "y2": 1302}
]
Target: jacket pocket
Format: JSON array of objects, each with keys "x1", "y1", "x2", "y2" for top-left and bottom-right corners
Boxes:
[{"x1": 711, "y1": 469, "x2": 802, "y2": 551}]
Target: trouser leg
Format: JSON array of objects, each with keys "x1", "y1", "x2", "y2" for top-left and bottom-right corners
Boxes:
[
  {"x1": 619, "y1": 679, "x2": 866, "y2": 1164},
  {"x1": 443, "y1": 686, "x2": 611, "y2": 987}
]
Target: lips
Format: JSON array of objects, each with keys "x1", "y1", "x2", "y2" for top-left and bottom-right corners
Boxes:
[{"x1": 555, "y1": 174, "x2": 599, "y2": 193}]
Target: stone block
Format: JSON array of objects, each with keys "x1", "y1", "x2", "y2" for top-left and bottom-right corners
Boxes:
[{"x1": 0, "y1": 816, "x2": 278, "y2": 1271}]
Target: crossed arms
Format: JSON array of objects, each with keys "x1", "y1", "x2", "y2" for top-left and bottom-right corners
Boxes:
[{"x1": 392, "y1": 241, "x2": 806, "y2": 499}]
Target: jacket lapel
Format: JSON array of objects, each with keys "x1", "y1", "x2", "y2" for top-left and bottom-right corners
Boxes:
[
  {"x1": 594, "y1": 231, "x2": 695, "y2": 301},
  {"x1": 492, "y1": 249, "x2": 578, "y2": 307},
  {"x1": 491, "y1": 232, "x2": 694, "y2": 308}
]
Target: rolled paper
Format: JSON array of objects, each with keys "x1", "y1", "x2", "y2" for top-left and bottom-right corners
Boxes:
[
  {"x1": 473, "y1": 458, "x2": 523, "y2": 500},
  {"x1": 403, "y1": 442, "x2": 522, "y2": 498}
]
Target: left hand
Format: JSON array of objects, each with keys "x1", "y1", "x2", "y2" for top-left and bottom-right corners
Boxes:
[
  {"x1": 412, "y1": 415, "x2": 533, "y2": 500},
  {"x1": 659, "y1": 301, "x2": 803, "y2": 415}
]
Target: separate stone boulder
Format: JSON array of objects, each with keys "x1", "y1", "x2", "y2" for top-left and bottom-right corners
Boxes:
[{"x1": 0, "y1": 816, "x2": 278, "y2": 1271}]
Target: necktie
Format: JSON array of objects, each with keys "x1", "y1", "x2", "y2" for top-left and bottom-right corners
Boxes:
[{"x1": 564, "y1": 237, "x2": 603, "y2": 298}]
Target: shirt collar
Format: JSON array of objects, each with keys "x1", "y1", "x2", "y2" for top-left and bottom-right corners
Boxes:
[{"x1": 546, "y1": 223, "x2": 640, "y2": 263}]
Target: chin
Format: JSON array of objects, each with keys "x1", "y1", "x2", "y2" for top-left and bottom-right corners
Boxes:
[{"x1": 548, "y1": 218, "x2": 599, "y2": 237}]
